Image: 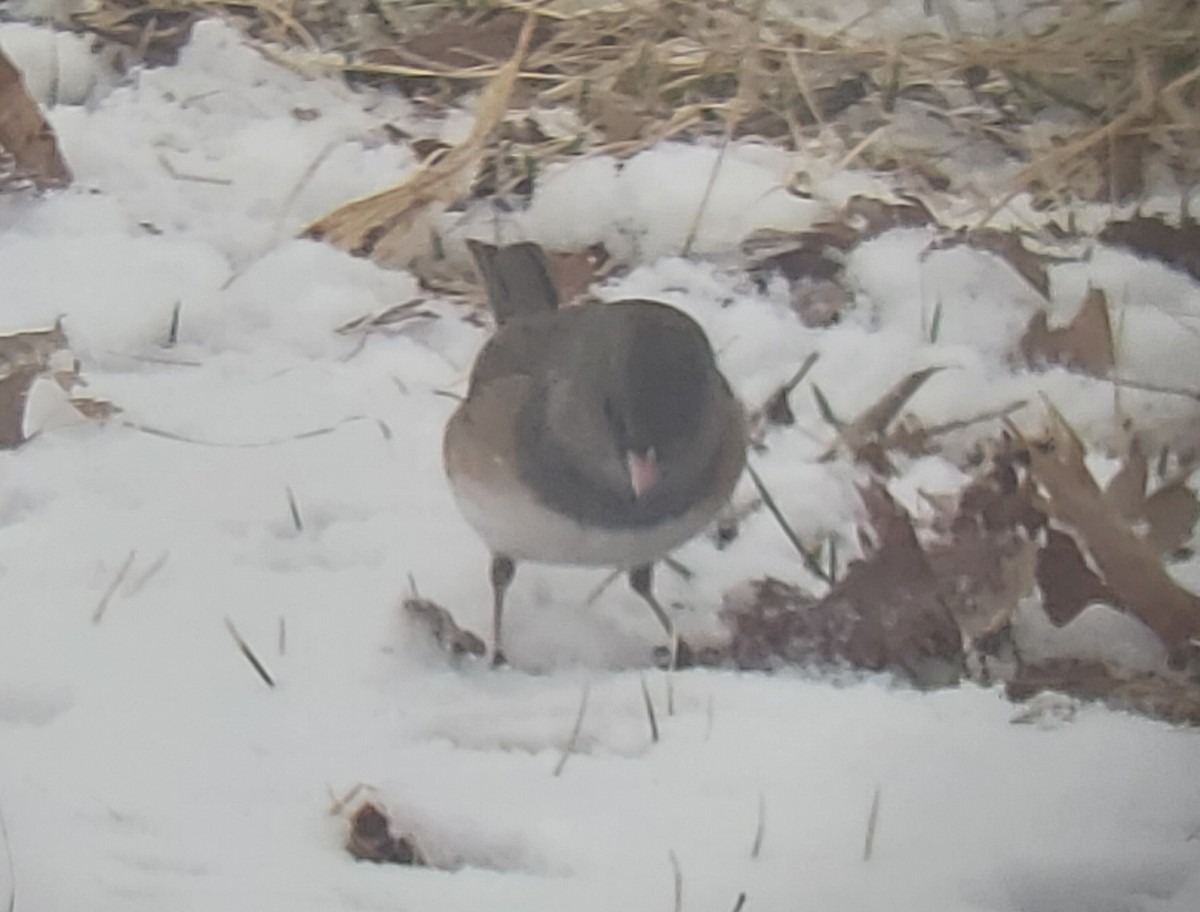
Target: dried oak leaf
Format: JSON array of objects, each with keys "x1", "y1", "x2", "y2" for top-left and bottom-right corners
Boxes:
[
  {"x1": 404, "y1": 596, "x2": 486, "y2": 659},
  {"x1": 346, "y1": 803, "x2": 425, "y2": 866},
  {"x1": 927, "y1": 228, "x2": 1050, "y2": 299},
  {"x1": 302, "y1": 17, "x2": 534, "y2": 267},
  {"x1": 1036, "y1": 528, "x2": 1116, "y2": 626},
  {"x1": 1019, "y1": 287, "x2": 1114, "y2": 377},
  {"x1": 1007, "y1": 658, "x2": 1200, "y2": 727},
  {"x1": 744, "y1": 222, "x2": 859, "y2": 284},
  {"x1": 1024, "y1": 412, "x2": 1200, "y2": 653},
  {"x1": 1142, "y1": 475, "x2": 1200, "y2": 557},
  {"x1": 384, "y1": 10, "x2": 552, "y2": 70},
  {"x1": 1099, "y1": 216, "x2": 1200, "y2": 283},
  {"x1": 819, "y1": 366, "x2": 944, "y2": 468},
  {"x1": 0, "y1": 363, "x2": 39, "y2": 448},
  {"x1": 843, "y1": 194, "x2": 937, "y2": 239},
  {"x1": 1103, "y1": 437, "x2": 1200, "y2": 557},
  {"x1": 722, "y1": 485, "x2": 963, "y2": 686},
  {"x1": 0, "y1": 47, "x2": 72, "y2": 190}
]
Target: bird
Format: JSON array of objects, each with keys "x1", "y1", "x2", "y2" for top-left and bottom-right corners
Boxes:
[{"x1": 443, "y1": 241, "x2": 747, "y2": 667}]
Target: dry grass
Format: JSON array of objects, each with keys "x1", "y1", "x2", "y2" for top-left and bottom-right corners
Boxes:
[{"x1": 62, "y1": 0, "x2": 1200, "y2": 217}]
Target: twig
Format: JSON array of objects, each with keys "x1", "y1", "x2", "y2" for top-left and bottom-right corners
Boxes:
[
  {"x1": 93, "y1": 550, "x2": 136, "y2": 624},
  {"x1": 123, "y1": 551, "x2": 169, "y2": 597},
  {"x1": 669, "y1": 849, "x2": 683, "y2": 912},
  {"x1": 730, "y1": 893, "x2": 747, "y2": 912},
  {"x1": 862, "y1": 785, "x2": 882, "y2": 861},
  {"x1": 225, "y1": 618, "x2": 276, "y2": 689},
  {"x1": 278, "y1": 616, "x2": 287, "y2": 656},
  {"x1": 639, "y1": 674, "x2": 660, "y2": 743},
  {"x1": 553, "y1": 682, "x2": 591, "y2": 776},
  {"x1": 122, "y1": 414, "x2": 384, "y2": 448},
  {"x1": 745, "y1": 464, "x2": 832, "y2": 584},
  {"x1": 165, "y1": 300, "x2": 181, "y2": 347},
  {"x1": 682, "y1": 135, "x2": 731, "y2": 258},
  {"x1": 285, "y1": 486, "x2": 304, "y2": 532},
  {"x1": 750, "y1": 792, "x2": 766, "y2": 859}
]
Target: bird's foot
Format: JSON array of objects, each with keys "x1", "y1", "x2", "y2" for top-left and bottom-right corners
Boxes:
[{"x1": 489, "y1": 647, "x2": 509, "y2": 669}]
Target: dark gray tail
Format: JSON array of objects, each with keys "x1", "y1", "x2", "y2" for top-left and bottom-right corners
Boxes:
[{"x1": 467, "y1": 240, "x2": 561, "y2": 324}]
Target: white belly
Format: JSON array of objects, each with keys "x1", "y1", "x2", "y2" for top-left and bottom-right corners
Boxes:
[{"x1": 448, "y1": 475, "x2": 716, "y2": 569}]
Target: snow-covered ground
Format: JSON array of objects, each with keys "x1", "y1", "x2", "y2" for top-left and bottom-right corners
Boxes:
[{"x1": 2, "y1": 17, "x2": 1200, "y2": 912}]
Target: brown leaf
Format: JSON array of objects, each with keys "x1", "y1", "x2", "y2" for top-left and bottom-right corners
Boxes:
[
  {"x1": 1142, "y1": 478, "x2": 1200, "y2": 557},
  {"x1": 302, "y1": 16, "x2": 535, "y2": 267},
  {"x1": 1036, "y1": 528, "x2": 1116, "y2": 626},
  {"x1": 366, "y1": 10, "x2": 554, "y2": 71},
  {"x1": 69, "y1": 397, "x2": 121, "y2": 421},
  {"x1": 346, "y1": 803, "x2": 425, "y2": 866},
  {"x1": 1099, "y1": 217, "x2": 1200, "y2": 283},
  {"x1": 404, "y1": 597, "x2": 486, "y2": 659},
  {"x1": 1104, "y1": 435, "x2": 1148, "y2": 521},
  {"x1": 822, "y1": 366, "x2": 944, "y2": 465},
  {"x1": 720, "y1": 485, "x2": 963, "y2": 687},
  {"x1": 1019, "y1": 287, "x2": 1115, "y2": 377},
  {"x1": 1023, "y1": 412, "x2": 1200, "y2": 653},
  {"x1": 929, "y1": 526, "x2": 1037, "y2": 646},
  {"x1": 0, "y1": 363, "x2": 39, "y2": 448},
  {"x1": 0, "y1": 318, "x2": 68, "y2": 372},
  {"x1": 843, "y1": 194, "x2": 937, "y2": 239},
  {"x1": 0, "y1": 47, "x2": 72, "y2": 190},
  {"x1": 586, "y1": 91, "x2": 650, "y2": 143},
  {"x1": 928, "y1": 228, "x2": 1050, "y2": 299},
  {"x1": 743, "y1": 224, "x2": 859, "y2": 283},
  {"x1": 1007, "y1": 658, "x2": 1200, "y2": 727}
]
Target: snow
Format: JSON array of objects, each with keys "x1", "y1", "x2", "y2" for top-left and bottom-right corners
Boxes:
[{"x1": 1, "y1": 16, "x2": 1200, "y2": 912}]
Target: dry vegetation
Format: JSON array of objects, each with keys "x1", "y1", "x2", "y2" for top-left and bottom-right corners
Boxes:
[
  {"x1": 58, "y1": 0, "x2": 1200, "y2": 214},
  {"x1": 5, "y1": 1, "x2": 1200, "y2": 725}
]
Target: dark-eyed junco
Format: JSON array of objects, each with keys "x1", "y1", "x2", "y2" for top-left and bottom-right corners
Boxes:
[{"x1": 444, "y1": 241, "x2": 747, "y2": 666}]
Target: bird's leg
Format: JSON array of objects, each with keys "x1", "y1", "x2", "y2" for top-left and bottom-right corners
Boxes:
[
  {"x1": 628, "y1": 563, "x2": 691, "y2": 669},
  {"x1": 489, "y1": 554, "x2": 516, "y2": 668}
]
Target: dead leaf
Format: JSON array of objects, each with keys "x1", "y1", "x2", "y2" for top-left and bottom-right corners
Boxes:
[
  {"x1": 1099, "y1": 216, "x2": 1200, "y2": 284},
  {"x1": 1020, "y1": 287, "x2": 1114, "y2": 377},
  {"x1": 0, "y1": 363, "x2": 39, "y2": 448},
  {"x1": 1142, "y1": 478, "x2": 1200, "y2": 556},
  {"x1": 820, "y1": 366, "x2": 944, "y2": 466},
  {"x1": 0, "y1": 47, "x2": 72, "y2": 190},
  {"x1": 404, "y1": 597, "x2": 486, "y2": 659},
  {"x1": 927, "y1": 228, "x2": 1050, "y2": 299},
  {"x1": 1036, "y1": 528, "x2": 1116, "y2": 626},
  {"x1": 1104, "y1": 435, "x2": 1148, "y2": 521},
  {"x1": 1022, "y1": 411, "x2": 1200, "y2": 654},
  {"x1": 587, "y1": 91, "x2": 650, "y2": 143},
  {"x1": 0, "y1": 318, "x2": 68, "y2": 372},
  {"x1": 843, "y1": 194, "x2": 937, "y2": 239},
  {"x1": 720, "y1": 485, "x2": 964, "y2": 687},
  {"x1": 365, "y1": 10, "x2": 553, "y2": 72},
  {"x1": 345, "y1": 803, "x2": 425, "y2": 866},
  {"x1": 1007, "y1": 658, "x2": 1200, "y2": 727},
  {"x1": 69, "y1": 397, "x2": 121, "y2": 421},
  {"x1": 744, "y1": 223, "x2": 858, "y2": 284},
  {"x1": 302, "y1": 15, "x2": 535, "y2": 267}
]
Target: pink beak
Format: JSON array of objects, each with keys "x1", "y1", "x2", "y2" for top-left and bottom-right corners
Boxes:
[{"x1": 627, "y1": 450, "x2": 659, "y2": 499}]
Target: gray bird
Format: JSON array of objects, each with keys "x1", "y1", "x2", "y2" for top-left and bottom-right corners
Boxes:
[{"x1": 443, "y1": 241, "x2": 747, "y2": 666}]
